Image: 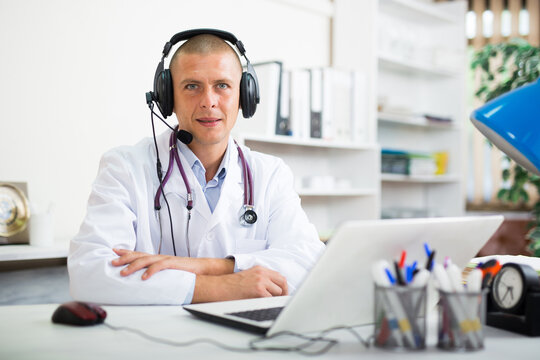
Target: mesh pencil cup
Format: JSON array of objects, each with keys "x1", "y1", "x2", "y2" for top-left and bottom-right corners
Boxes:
[
  {"x1": 437, "y1": 289, "x2": 487, "y2": 351},
  {"x1": 373, "y1": 284, "x2": 427, "y2": 350}
]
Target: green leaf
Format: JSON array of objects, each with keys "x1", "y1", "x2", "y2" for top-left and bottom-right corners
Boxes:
[
  {"x1": 497, "y1": 188, "x2": 508, "y2": 201},
  {"x1": 527, "y1": 227, "x2": 540, "y2": 241}
]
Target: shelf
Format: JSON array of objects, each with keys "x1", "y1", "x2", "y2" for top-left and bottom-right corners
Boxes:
[
  {"x1": 378, "y1": 112, "x2": 459, "y2": 130},
  {"x1": 297, "y1": 188, "x2": 377, "y2": 197},
  {"x1": 241, "y1": 134, "x2": 378, "y2": 150},
  {"x1": 378, "y1": 52, "x2": 460, "y2": 78},
  {"x1": 381, "y1": 173, "x2": 460, "y2": 184},
  {"x1": 0, "y1": 240, "x2": 69, "y2": 262},
  {"x1": 379, "y1": 0, "x2": 459, "y2": 24}
]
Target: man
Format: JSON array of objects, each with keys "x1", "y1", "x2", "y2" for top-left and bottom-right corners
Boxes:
[{"x1": 68, "y1": 31, "x2": 324, "y2": 305}]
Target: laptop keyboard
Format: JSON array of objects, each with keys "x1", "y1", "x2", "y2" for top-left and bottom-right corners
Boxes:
[{"x1": 226, "y1": 306, "x2": 284, "y2": 322}]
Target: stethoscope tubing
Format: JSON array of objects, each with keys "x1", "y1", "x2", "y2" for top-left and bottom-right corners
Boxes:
[{"x1": 154, "y1": 130, "x2": 254, "y2": 215}]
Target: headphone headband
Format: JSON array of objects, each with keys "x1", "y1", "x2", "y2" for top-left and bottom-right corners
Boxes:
[{"x1": 162, "y1": 28, "x2": 245, "y2": 58}]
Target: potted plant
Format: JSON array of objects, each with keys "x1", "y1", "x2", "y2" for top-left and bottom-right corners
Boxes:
[{"x1": 471, "y1": 38, "x2": 540, "y2": 256}]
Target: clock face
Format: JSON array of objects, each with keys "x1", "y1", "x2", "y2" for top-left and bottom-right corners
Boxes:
[{"x1": 492, "y1": 266, "x2": 524, "y2": 311}]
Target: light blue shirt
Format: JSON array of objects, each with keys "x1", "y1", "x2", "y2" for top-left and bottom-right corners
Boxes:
[
  {"x1": 178, "y1": 142, "x2": 230, "y2": 213},
  {"x1": 177, "y1": 141, "x2": 231, "y2": 304}
]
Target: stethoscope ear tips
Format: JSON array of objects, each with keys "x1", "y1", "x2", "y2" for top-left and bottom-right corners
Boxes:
[{"x1": 240, "y1": 209, "x2": 257, "y2": 226}]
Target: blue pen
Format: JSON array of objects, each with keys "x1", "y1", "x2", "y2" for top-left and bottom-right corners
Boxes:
[
  {"x1": 385, "y1": 268, "x2": 396, "y2": 285},
  {"x1": 406, "y1": 261, "x2": 418, "y2": 283},
  {"x1": 423, "y1": 242, "x2": 431, "y2": 257}
]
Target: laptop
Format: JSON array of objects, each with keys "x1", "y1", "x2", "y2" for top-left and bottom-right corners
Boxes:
[{"x1": 183, "y1": 215, "x2": 504, "y2": 336}]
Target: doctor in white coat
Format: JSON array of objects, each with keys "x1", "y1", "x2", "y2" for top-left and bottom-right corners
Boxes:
[{"x1": 68, "y1": 30, "x2": 325, "y2": 305}]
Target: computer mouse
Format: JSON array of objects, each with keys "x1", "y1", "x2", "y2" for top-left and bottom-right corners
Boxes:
[{"x1": 51, "y1": 301, "x2": 107, "y2": 326}]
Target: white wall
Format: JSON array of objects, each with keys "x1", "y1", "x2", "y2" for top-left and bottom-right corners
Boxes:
[{"x1": 0, "y1": 0, "x2": 332, "y2": 241}]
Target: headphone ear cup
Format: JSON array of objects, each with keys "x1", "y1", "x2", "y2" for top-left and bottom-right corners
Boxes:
[
  {"x1": 156, "y1": 69, "x2": 174, "y2": 118},
  {"x1": 240, "y1": 71, "x2": 257, "y2": 119}
]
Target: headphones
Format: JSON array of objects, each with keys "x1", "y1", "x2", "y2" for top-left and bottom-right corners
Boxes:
[{"x1": 149, "y1": 28, "x2": 260, "y2": 119}]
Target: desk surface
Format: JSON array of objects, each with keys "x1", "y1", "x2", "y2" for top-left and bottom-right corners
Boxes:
[
  {"x1": 0, "y1": 304, "x2": 537, "y2": 360},
  {"x1": 0, "y1": 240, "x2": 68, "y2": 261}
]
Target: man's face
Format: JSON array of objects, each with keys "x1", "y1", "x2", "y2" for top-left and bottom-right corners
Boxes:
[{"x1": 171, "y1": 51, "x2": 242, "y2": 148}]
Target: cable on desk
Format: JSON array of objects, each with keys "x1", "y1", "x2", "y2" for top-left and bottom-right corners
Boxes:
[{"x1": 103, "y1": 322, "x2": 371, "y2": 356}]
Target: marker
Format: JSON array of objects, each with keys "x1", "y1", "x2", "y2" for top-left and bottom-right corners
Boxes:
[
  {"x1": 372, "y1": 261, "x2": 417, "y2": 348},
  {"x1": 446, "y1": 264, "x2": 464, "y2": 292},
  {"x1": 433, "y1": 264, "x2": 481, "y2": 349},
  {"x1": 410, "y1": 269, "x2": 430, "y2": 288},
  {"x1": 385, "y1": 267, "x2": 396, "y2": 285},
  {"x1": 399, "y1": 251, "x2": 407, "y2": 268},
  {"x1": 467, "y1": 269, "x2": 483, "y2": 293},
  {"x1": 406, "y1": 261, "x2": 418, "y2": 283},
  {"x1": 372, "y1": 261, "x2": 404, "y2": 347},
  {"x1": 447, "y1": 264, "x2": 484, "y2": 348},
  {"x1": 423, "y1": 243, "x2": 431, "y2": 257},
  {"x1": 479, "y1": 259, "x2": 501, "y2": 288},
  {"x1": 394, "y1": 261, "x2": 405, "y2": 285},
  {"x1": 426, "y1": 250, "x2": 436, "y2": 271}
]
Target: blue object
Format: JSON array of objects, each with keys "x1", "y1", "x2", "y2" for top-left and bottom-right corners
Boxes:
[
  {"x1": 385, "y1": 268, "x2": 396, "y2": 285},
  {"x1": 470, "y1": 79, "x2": 540, "y2": 176},
  {"x1": 423, "y1": 243, "x2": 431, "y2": 257}
]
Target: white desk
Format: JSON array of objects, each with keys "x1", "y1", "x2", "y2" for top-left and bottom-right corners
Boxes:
[
  {"x1": 0, "y1": 304, "x2": 537, "y2": 360},
  {"x1": 0, "y1": 240, "x2": 68, "y2": 261}
]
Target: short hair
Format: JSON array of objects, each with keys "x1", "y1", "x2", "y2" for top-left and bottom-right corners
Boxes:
[{"x1": 169, "y1": 34, "x2": 243, "y2": 73}]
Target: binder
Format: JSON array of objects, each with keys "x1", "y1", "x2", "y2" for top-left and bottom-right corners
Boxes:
[
  {"x1": 328, "y1": 68, "x2": 353, "y2": 142},
  {"x1": 275, "y1": 69, "x2": 291, "y2": 136},
  {"x1": 241, "y1": 61, "x2": 283, "y2": 137},
  {"x1": 289, "y1": 69, "x2": 311, "y2": 139},
  {"x1": 351, "y1": 71, "x2": 368, "y2": 143},
  {"x1": 310, "y1": 69, "x2": 323, "y2": 139}
]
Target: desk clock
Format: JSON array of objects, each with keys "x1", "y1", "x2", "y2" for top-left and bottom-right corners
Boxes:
[{"x1": 487, "y1": 263, "x2": 540, "y2": 336}]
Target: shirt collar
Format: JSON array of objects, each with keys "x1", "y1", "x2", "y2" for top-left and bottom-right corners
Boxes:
[{"x1": 177, "y1": 136, "x2": 231, "y2": 181}]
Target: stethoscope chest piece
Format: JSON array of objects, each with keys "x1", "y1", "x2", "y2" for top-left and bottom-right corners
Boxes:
[{"x1": 240, "y1": 206, "x2": 257, "y2": 226}]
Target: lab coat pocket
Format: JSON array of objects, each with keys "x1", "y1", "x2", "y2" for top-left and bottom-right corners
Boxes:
[{"x1": 235, "y1": 238, "x2": 267, "y2": 254}]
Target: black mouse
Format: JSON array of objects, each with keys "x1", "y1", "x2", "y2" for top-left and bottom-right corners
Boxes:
[{"x1": 52, "y1": 301, "x2": 107, "y2": 326}]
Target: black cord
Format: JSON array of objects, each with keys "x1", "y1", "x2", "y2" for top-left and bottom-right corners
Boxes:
[
  {"x1": 103, "y1": 323, "x2": 254, "y2": 353},
  {"x1": 103, "y1": 322, "x2": 371, "y2": 356},
  {"x1": 149, "y1": 103, "x2": 177, "y2": 256}
]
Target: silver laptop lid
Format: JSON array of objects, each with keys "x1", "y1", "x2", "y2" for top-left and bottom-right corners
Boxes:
[{"x1": 268, "y1": 215, "x2": 503, "y2": 335}]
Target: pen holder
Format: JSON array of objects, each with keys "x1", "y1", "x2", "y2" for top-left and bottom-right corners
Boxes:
[
  {"x1": 437, "y1": 289, "x2": 487, "y2": 351},
  {"x1": 373, "y1": 284, "x2": 427, "y2": 350}
]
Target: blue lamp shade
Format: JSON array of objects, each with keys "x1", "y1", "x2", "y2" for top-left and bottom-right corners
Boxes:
[{"x1": 470, "y1": 79, "x2": 540, "y2": 176}]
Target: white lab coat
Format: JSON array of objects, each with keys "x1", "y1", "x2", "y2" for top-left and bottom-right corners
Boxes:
[{"x1": 68, "y1": 130, "x2": 325, "y2": 305}]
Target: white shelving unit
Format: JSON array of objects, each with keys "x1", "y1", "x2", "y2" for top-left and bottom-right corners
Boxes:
[
  {"x1": 235, "y1": 0, "x2": 466, "y2": 233},
  {"x1": 334, "y1": 0, "x2": 467, "y2": 219},
  {"x1": 235, "y1": 134, "x2": 380, "y2": 237},
  {"x1": 377, "y1": 0, "x2": 467, "y2": 219}
]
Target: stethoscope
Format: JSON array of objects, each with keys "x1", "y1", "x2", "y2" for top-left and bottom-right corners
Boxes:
[{"x1": 154, "y1": 129, "x2": 258, "y2": 228}]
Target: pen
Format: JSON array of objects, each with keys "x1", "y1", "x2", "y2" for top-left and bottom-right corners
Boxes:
[
  {"x1": 399, "y1": 251, "x2": 407, "y2": 268},
  {"x1": 385, "y1": 267, "x2": 396, "y2": 285},
  {"x1": 479, "y1": 259, "x2": 501, "y2": 288},
  {"x1": 426, "y1": 250, "x2": 436, "y2": 271},
  {"x1": 446, "y1": 264, "x2": 483, "y2": 349},
  {"x1": 407, "y1": 261, "x2": 418, "y2": 283},
  {"x1": 372, "y1": 261, "x2": 404, "y2": 347},
  {"x1": 373, "y1": 261, "x2": 417, "y2": 348},
  {"x1": 394, "y1": 261, "x2": 405, "y2": 285},
  {"x1": 423, "y1": 243, "x2": 431, "y2": 257},
  {"x1": 467, "y1": 268, "x2": 483, "y2": 293},
  {"x1": 433, "y1": 264, "x2": 481, "y2": 349}
]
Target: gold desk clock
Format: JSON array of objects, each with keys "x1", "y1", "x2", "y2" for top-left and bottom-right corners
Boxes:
[
  {"x1": 0, "y1": 183, "x2": 30, "y2": 244},
  {"x1": 487, "y1": 263, "x2": 540, "y2": 336}
]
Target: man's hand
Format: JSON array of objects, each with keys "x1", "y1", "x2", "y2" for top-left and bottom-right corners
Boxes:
[
  {"x1": 192, "y1": 265, "x2": 289, "y2": 303},
  {"x1": 111, "y1": 248, "x2": 234, "y2": 280}
]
